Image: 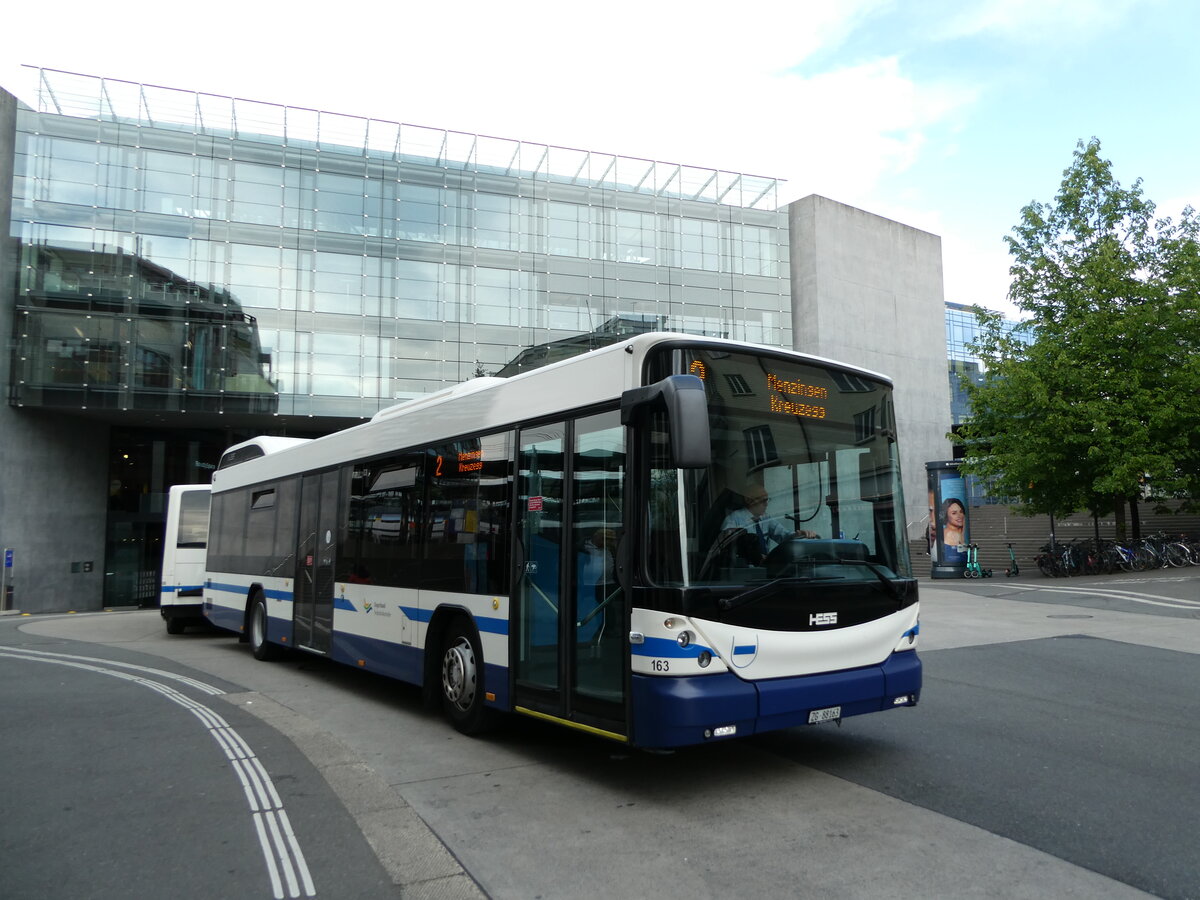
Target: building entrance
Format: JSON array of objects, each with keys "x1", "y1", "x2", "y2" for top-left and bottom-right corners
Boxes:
[{"x1": 103, "y1": 429, "x2": 226, "y2": 607}]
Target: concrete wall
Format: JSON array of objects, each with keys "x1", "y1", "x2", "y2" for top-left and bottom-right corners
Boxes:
[
  {"x1": 0, "y1": 88, "x2": 109, "y2": 614},
  {"x1": 788, "y1": 195, "x2": 952, "y2": 543}
]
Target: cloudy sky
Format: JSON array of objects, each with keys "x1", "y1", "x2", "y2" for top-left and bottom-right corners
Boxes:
[{"x1": 4, "y1": 0, "x2": 1197, "y2": 317}]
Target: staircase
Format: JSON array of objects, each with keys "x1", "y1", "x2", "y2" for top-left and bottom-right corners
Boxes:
[{"x1": 908, "y1": 501, "x2": 1200, "y2": 576}]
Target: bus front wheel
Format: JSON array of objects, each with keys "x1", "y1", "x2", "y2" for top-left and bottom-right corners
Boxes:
[
  {"x1": 440, "y1": 619, "x2": 493, "y2": 735},
  {"x1": 249, "y1": 593, "x2": 281, "y2": 661}
]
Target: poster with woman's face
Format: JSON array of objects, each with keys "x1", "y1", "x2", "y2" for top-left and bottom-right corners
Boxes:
[{"x1": 928, "y1": 469, "x2": 969, "y2": 565}]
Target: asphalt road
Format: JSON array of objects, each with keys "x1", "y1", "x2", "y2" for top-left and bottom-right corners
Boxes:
[
  {"x1": 2, "y1": 568, "x2": 1197, "y2": 899},
  {"x1": 0, "y1": 632, "x2": 401, "y2": 900}
]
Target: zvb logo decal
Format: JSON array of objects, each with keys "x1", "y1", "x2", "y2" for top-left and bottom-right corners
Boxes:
[
  {"x1": 363, "y1": 601, "x2": 373, "y2": 614},
  {"x1": 730, "y1": 636, "x2": 758, "y2": 668}
]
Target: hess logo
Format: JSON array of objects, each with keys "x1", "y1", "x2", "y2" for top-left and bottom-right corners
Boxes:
[{"x1": 809, "y1": 612, "x2": 837, "y2": 627}]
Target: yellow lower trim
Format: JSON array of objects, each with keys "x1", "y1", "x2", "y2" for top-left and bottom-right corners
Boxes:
[{"x1": 514, "y1": 706, "x2": 629, "y2": 743}]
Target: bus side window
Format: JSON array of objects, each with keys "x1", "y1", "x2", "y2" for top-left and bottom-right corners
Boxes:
[
  {"x1": 352, "y1": 452, "x2": 424, "y2": 589},
  {"x1": 424, "y1": 434, "x2": 512, "y2": 595}
]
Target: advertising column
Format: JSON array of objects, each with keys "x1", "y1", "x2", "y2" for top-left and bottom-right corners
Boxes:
[{"x1": 926, "y1": 460, "x2": 969, "y2": 579}]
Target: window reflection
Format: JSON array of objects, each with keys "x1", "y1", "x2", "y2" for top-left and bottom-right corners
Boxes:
[
  {"x1": 13, "y1": 244, "x2": 277, "y2": 414},
  {"x1": 14, "y1": 103, "x2": 792, "y2": 416}
]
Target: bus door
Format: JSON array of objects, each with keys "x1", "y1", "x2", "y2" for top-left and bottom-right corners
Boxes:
[
  {"x1": 294, "y1": 469, "x2": 341, "y2": 654},
  {"x1": 514, "y1": 412, "x2": 627, "y2": 736}
]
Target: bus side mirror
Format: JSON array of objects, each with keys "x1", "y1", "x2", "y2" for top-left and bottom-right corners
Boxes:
[{"x1": 621, "y1": 375, "x2": 711, "y2": 469}]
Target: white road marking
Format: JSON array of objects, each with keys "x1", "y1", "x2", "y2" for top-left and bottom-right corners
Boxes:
[
  {"x1": 0, "y1": 647, "x2": 316, "y2": 899},
  {"x1": 0, "y1": 645, "x2": 224, "y2": 693},
  {"x1": 1001, "y1": 582, "x2": 1200, "y2": 610}
]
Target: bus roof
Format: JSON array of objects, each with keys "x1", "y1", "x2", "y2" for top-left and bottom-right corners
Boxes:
[
  {"x1": 211, "y1": 333, "x2": 893, "y2": 493},
  {"x1": 217, "y1": 436, "x2": 313, "y2": 471}
]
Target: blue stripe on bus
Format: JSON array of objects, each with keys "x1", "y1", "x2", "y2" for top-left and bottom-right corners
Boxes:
[
  {"x1": 161, "y1": 584, "x2": 204, "y2": 595},
  {"x1": 205, "y1": 581, "x2": 293, "y2": 602},
  {"x1": 204, "y1": 582, "x2": 509, "y2": 637},
  {"x1": 390, "y1": 607, "x2": 506, "y2": 635},
  {"x1": 631, "y1": 636, "x2": 713, "y2": 659},
  {"x1": 733, "y1": 644, "x2": 756, "y2": 655}
]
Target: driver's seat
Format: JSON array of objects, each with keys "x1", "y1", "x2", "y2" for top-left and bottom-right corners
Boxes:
[{"x1": 698, "y1": 489, "x2": 743, "y2": 552}]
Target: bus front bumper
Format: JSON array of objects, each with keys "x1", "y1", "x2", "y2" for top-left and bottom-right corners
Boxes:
[{"x1": 630, "y1": 650, "x2": 921, "y2": 749}]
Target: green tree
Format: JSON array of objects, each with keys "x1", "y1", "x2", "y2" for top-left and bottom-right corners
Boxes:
[{"x1": 956, "y1": 139, "x2": 1200, "y2": 532}]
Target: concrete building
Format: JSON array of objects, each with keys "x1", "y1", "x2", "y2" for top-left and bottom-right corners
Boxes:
[{"x1": 0, "y1": 68, "x2": 949, "y2": 614}]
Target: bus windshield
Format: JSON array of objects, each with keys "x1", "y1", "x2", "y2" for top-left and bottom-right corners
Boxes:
[{"x1": 645, "y1": 346, "x2": 911, "y2": 589}]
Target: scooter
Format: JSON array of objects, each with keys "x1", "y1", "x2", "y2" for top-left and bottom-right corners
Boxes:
[
  {"x1": 964, "y1": 543, "x2": 993, "y2": 578},
  {"x1": 1005, "y1": 543, "x2": 1020, "y2": 577}
]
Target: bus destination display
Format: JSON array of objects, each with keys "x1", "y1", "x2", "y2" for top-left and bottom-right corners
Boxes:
[{"x1": 766, "y1": 372, "x2": 827, "y2": 419}]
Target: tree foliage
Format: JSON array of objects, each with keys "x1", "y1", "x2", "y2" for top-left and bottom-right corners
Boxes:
[{"x1": 956, "y1": 139, "x2": 1200, "y2": 523}]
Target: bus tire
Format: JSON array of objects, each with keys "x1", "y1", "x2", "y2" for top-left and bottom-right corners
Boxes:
[
  {"x1": 440, "y1": 617, "x2": 493, "y2": 735},
  {"x1": 249, "y1": 592, "x2": 281, "y2": 661},
  {"x1": 165, "y1": 616, "x2": 187, "y2": 635}
]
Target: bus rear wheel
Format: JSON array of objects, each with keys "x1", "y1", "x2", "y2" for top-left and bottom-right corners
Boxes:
[
  {"x1": 249, "y1": 593, "x2": 281, "y2": 661},
  {"x1": 440, "y1": 618, "x2": 493, "y2": 735}
]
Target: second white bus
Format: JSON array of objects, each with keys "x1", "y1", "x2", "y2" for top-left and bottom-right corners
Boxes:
[{"x1": 160, "y1": 483, "x2": 212, "y2": 634}]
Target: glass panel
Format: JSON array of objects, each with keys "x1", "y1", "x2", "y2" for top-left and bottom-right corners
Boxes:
[
  {"x1": 423, "y1": 433, "x2": 512, "y2": 594},
  {"x1": 177, "y1": 490, "x2": 211, "y2": 549},
  {"x1": 571, "y1": 412, "x2": 625, "y2": 706},
  {"x1": 346, "y1": 451, "x2": 426, "y2": 588},
  {"x1": 312, "y1": 469, "x2": 342, "y2": 651},
  {"x1": 270, "y1": 478, "x2": 298, "y2": 576},
  {"x1": 516, "y1": 424, "x2": 565, "y2": 692},
  {"x1": 294, "y1": 475, "x2": 320, "y2": 648}
]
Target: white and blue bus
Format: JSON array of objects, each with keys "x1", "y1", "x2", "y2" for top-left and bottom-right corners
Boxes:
[
  {"x1": 204, "y1": 334, "x2": 920, "y2": 748},
  {"x1": 160, "y1": 484, "x2": 212, "y2": 634}
]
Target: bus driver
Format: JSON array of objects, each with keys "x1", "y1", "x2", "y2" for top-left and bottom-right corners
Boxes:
[{"x1": 719, "y1": 485, "x2": 818, "y2": 566}]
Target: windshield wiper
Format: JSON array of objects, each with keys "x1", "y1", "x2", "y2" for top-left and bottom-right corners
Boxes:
[
  {"x1": 716, "y1": 561, "x2": 907, "y2": 612},
  {"x1": 831, "y1": 559, "x2": 907, "y2": 602},
  {"x1": 717, "y1": 576, "x2": 841, "y2": 612}
]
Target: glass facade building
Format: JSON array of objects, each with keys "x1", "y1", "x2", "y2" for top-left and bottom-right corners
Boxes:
[
  {"x1": 10, "y1": 69, "x2": 790, "y2": 426},
  {"x1": 2, "y1": 68, "x2": 793, "y2": 607},
  {"x1": 944, "y1": 300, "x2": 1031, "y2": 505},
  {"x1": 945, "y1": 300, "x2": 1031, "y2": 426}
]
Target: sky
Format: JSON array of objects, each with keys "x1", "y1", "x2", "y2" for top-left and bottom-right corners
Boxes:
[{"x1": 4, "y1": 0, "x2": 1198, "y2": 318}]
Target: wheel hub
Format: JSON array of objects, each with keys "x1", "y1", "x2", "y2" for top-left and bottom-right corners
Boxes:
[{"x1": 442, "y1": 636, "x2": 476, "y2": 711}]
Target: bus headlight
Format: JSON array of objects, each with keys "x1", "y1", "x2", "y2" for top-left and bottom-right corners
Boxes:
[
  {"x1": 697, "y1": 650, "x2": 712, "y2": 668},
  {"x1": 896, "y1": 622, "x2": 919, "y2": 650},
  {"x1": 676, "y1": 630, "x2": 693, "y2": 648}
]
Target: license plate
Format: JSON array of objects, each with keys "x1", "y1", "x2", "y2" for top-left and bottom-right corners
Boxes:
[{"x1": 808, "y1": 706, "x2": 841, "y2": 724}]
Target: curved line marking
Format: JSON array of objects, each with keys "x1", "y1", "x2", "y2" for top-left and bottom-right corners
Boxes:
[{"x1": 0, "y1": 648, "x2": 316, "y2": 899}]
